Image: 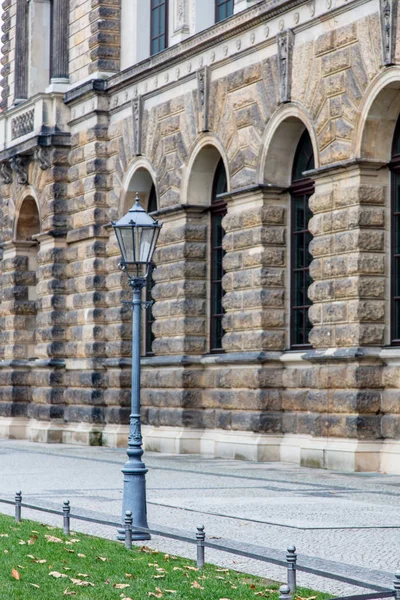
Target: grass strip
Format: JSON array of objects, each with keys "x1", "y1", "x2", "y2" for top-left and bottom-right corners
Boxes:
[{"x1": 0, "y1": 512, "x2": 331, "y2": 600}]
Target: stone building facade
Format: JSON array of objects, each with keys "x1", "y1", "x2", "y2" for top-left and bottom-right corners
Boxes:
[{"x1": 1, "y1": 0, "x2": 400, "y2": 472}]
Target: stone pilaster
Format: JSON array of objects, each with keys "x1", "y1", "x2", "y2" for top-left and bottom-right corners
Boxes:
[
  {"x1": 1, "y1": 0, "x2": 12, "y2": 110},
  {"x1": 50, "y1": 0, "x2": 69, "y2": 82},
  {"x1": 89, "y1": 0, "x2": 121, "y2": 75},
  {"x1": 308, "y1": 162, "x2": 386, "y2": 348},
  {"x1": 151, "y1": 206, "x2": 208, "y2": 355},
  {"x1": 221, "y1": 186, "x2": 287, "y2": 352},
  {"x1": 14, "y1": 0, "x2": 28, "y2": 102}
]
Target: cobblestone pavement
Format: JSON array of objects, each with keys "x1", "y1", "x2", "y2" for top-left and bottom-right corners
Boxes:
[{"x1": 0, "y1": 439, "x2": 399, "y2": 595}]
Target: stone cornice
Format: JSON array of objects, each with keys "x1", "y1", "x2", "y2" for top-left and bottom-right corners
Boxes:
[
  {"x1": 0, "y1": 132, "x2": 70, "y2": 162},
  {"x1": 305, "y1": 158, "x2": 388, "y2": 178},
  {"x1": 65, "y1": 0, "x2": 315, "y2": 103}
]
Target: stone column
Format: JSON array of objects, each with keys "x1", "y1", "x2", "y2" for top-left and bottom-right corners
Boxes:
[
  {"x1": 14, "y1": 0, "x2": 28, "y2": 102},
  {"x1": 50, "y1": 0, "x2": 69, "y2": 82}
]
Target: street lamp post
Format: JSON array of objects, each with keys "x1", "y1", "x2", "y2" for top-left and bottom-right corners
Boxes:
[{"x1": 112, "y1": 193, "x2": 162, "y2": 541}]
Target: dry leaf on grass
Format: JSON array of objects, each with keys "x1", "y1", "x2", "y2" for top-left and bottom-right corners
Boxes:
[
  {"x1": 63, "y1": 588, "x2": 77, "y2": 596},
  {"x1": 18, "y1": 540, "x2": 26, "y2": 545},
  {"x1": 69, "y1": 578, "x2": 94, "y2": 587},
  {"x1": 148, "y1": 587, "x2": 163, "y2": 598},
  {"x1": 153, "y1": 574, "x2": 165, "y2": 579},
  {"x1": 49, "y1": 571, "x2": 68, "y2": 578},
  {"x1": 184, "y1": 566, "x2": 198, "y2": 571},
  {"x1": 45, "y1": 535, "x2": 63, "y2": 543},
  {"x1": 11, "y1": 568, "x2": 20, "y2": 580},
  {"x1": 28, "y1": 583, "x2": 40, "y2": 588},
  {"x1": 125, "y1": 573, "x2": 134, "y2": 578},
  {"x1": 77, "y1": 573, "x2": 89, "y2": 578},
  {"x1": 0, "y1": 533, "x2": 8, "y2": 537},
  {"x1": 164, "y1": 591, "x2": 177, "y2": 595},
  {"x1": 191, "y1": 580, "x2": 204, "y2": 590},
  {"x1": 77, "y1": 553, "x2": 86, "y2": 558},
  {"x1": 96, "y1": 556, "x2": 107, "y2": 561},
  {"x1": 114, "y1": 583, "x2": 131, "y2": 589}
]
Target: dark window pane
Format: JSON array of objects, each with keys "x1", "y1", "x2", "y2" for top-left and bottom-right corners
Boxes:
[
  {"x1": 151, "y1": 0, "x2": 168, "y2": 56},
  {"x1": 210, "y1": 159, "x2": 228, "y2": 352},
  {"x1": 291, "y1": 131, "x2": 314, "y2": 347},
  {"x1": 216, "y1": 0, "x2": 233, "y2": 22}
]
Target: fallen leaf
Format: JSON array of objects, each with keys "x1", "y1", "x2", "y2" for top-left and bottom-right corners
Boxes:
[
  {"x1": 96, "y1": 556, "x2": 107, "y2": 561},
  {"x1": 77, "y1": 573, "x2": 90, "y2": 578},
  {"x1": 69, "y1": 578, "x2": 94, "y2": 587},
  {"x1": 4, "y1": 550, "x2": 8, "y2": 554},
  {"x1": 65, "y1": 549, "x2": 75, "y2": 554},
  {"x1": 28, "y1": 535, "x2": 38, "y2": 545},
  {"x1": 217, "y1": 569, "x2": 229, "y2": 573},
  {"x1": 140, "y1": 546, "x2": 152, "y2": 553},
  {"x1": 29, "y1": 583, "x2": 40, "y2": 588},
  {"x1": 125, "y1": 573, "x2": 134, "y2": 578},
  {"x1": 45, "y1": 535, "x2": 63, "y2": 543},
  {"x1": 191, "y1": 580, "x2": 204, "y2": 590},
  {"x1": 77, "y1": 553, "x2": 86, "y2": 558},
  {"x1": 63, "y1": 587, "x2": 77, "y2": 596},
  {"x1": 153, "y1": 574, "x2": 165, "y2": 579},
  {"x1": 11, "y1": 568, "x2": 20, "y2": 580},
  {"x1": 164, "y1": 591, "x2": 177, "y2": 595},
  {"x1": 49, "y1": 571, "x2": 68, "y2": 578},
  {"x1": 0, "y1": 533, "x2": 8, "y2": 537},
  {"x1": 19, "y1": 540, "x2": 26, "y2": 545},
  {"x1": 31, "y1": 530, "x2": 39, "y2": 534},
  {"x1": 114, "y1": 583, "x2": 130, "y2": 589},
  {"x1": 172, "y1": 567, "x2": 182, "y2": 571},
  {"x1": 27, "y1": 555, "x2": 35, "y2": 559},
  {"x1": 185, "y1": 566, "x2": 198, "y2": 571},
  {"x1": 148, "y1": 587, "x2": 163, "y2": 598}
]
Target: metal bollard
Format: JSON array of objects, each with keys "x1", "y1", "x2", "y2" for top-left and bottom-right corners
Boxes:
[
  {"x1": 63, "y1": 501, "x2": 71, "y2": 536},
  {"x1": 279, "y1": 584, "x2": 292, "y2": 600},
  {"x1": 124, "y1": 511, "x2": 133, "y2": 550},
  {"x1": 286, "y1": 545, "x2": 297, "y2": 593},
  {"x1": 394, "y1": 572, "x2": 400, "y2": 600},
  {"x1": 196, "y1": 525, "x2": 206, "y2": 569},
  {"x1": 15, "y1": 491, "x2": 22, "y2": 523}
]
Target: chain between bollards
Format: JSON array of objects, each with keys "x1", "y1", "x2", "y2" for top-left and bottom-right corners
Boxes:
[
  {"x1": 125, "y1": 511, "x2": 133, "y2": 550},
  {"x1": 286, "y1": 545, "x2": 297, "y2": 594},
  {"x1": 15, "y1": 491, "x2": 22, "y2": 523},
  {"x1": 196, "y1": 525, "x2": 206, "y2": 569},
  {"x1": 63, "y1": 501, "x2": 71, "y2": 536}
]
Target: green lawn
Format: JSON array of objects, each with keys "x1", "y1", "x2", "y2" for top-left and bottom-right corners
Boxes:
[{"x1": 0, "y1": 512, "x2": 330, "y2": 600}]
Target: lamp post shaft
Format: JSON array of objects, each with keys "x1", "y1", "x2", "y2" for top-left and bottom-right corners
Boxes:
[{"x1": 118, "y1": 281, "x2": 151, "y2": 541}]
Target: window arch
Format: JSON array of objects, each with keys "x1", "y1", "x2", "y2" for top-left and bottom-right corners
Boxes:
[
  {"x1": 210, "y1": 159, "x2": 227, "y2": 352},
  {"x1": 390, "y1": 116, "x2": 400, "y2": 344},
  {"x1": 290, "y1": 130, "x2": 315, "y2": 348}
]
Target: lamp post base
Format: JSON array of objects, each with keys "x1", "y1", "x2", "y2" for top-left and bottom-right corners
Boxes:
[{"x1": 117, "y1": 458, "x2": 151, "y2": 542}]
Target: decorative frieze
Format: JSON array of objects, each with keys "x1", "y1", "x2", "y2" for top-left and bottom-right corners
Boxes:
[
  {"x1": 379, "y1": 0, "x2": 398, "y2": 65},
  {"x1": 174, "y1": 0, "x2": 190, "y2": 34},
  {"x1": 11, "y1": 109, "x2": 35, "y2": 140},
  {"x1": 197, "y1": 67, "x2": 210, "y2": 132},
  {"x1": 277, "y1": 29, "x2": 295, "y2": 103},
  {"x1": 132, "y1": 95, "x2": 143, "y2": 156}
]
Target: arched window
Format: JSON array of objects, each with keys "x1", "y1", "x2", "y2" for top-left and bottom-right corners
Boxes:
[
  {"x1": 290, "y1": 130, "x2": 315, "y2": 348},
  {"x1": 145, "y1": 184, "x2": 158, "y2": 355},
  {"x1": 210, "y1": 159, "x2": 227, "y2": 352},
  {"x1": 216, "y1": 0, "x2": 234, "y2": 22},
  {"x1": 391, "y1": 117, "x2": 400, "y2": 344}
]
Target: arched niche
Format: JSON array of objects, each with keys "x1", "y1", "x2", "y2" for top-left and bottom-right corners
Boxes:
[
  {"x1": 184, "y1": 141, "x2": 229, "y2": 206},
  {"x1": 359, "y1": 80, "x2": 400, "y2": 162},
  {"x1": 259, "y1": 106, "x2": 319, "y2": 187},
  {"x1": 16, "y1": 196, "x2": 40, "y2": 241},
  {"x1": 123, "y1": 167, "x2": 158, "y2": 214}
]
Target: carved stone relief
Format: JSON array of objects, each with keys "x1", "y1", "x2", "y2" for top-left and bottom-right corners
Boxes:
[
  {"x1": 379, "y1": 0, "x2": 398, "y2": 65},
  {"x1": 10, "y1": 156, "x2": 28, "y2": 185},
  {"x1": 34, "y1": 147, "x2": 52, "y2": 170},
  {"x1": 0, "y1": 162, "x2": 12, "y2": 185},
  {"x1": 175, "y1": 0, "x2": 190, "y2": 34},
  {"x1": 132, "y1": 96, "x2": 143, "y2": 156},
  {"x1": 277, "y1": 29, "x2": 295, "y2": 104},
  {"x1": 197, "y1": 66, "x2": 210, "y2": 132},
  {"x1": 11, "y1": 109, "x2": 35, "y2": 140}
]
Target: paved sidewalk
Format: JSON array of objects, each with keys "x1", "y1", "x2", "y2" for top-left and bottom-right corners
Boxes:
[{"x1": 0, "y1": 439, "x2": 399, "y2": 595}]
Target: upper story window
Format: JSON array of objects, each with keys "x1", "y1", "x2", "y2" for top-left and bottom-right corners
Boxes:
[
  {"x1": 390, "y1": 116, "x2": 400, "y2": 344},
  {"x1": 290, "y1": 130, "x2": 315, "y2": 349},
  {"x1": 215, "y1": 0, "x2": 234, "y2": 22},
  {"x1": 151, "y1": 0, "x2": 168, "y2": 56}
]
